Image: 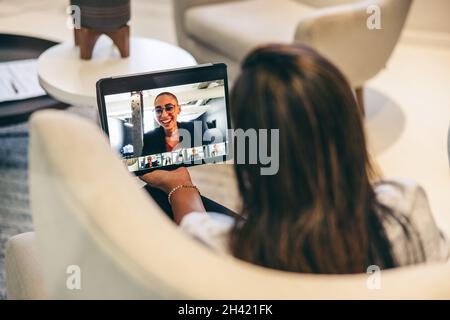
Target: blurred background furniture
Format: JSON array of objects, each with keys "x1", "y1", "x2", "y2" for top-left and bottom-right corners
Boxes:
[
  {"x1": 0, "y1": 34, "x2": 69, "y2": 125},
  {"x1": 37, "y1": 37, "x2": 197, "y2": 106},
  {"x1": 5, "y1": 110, "x2": 450, "y2": 299},
  {"x1": 173, "y1": 0, "x2": 413, "y2": 114},
  {"x1": 71, "y1": 0, "x2": 131, "y2": 59}
]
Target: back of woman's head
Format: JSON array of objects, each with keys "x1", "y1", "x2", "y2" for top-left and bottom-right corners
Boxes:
[{"x1": 230, "y1": 43, "x2": 394, "y2": 274}]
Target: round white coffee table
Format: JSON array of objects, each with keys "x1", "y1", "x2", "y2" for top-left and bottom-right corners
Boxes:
[{"x1": 37, "y1": 37, "x2": 197, "y2": 106}]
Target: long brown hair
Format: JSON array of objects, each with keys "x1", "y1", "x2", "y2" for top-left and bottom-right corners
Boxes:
[{"x1": 229, "y1": 44, "x2": 397, "y2": 274}]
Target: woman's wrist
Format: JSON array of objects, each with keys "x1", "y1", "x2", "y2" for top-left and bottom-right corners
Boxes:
[
  {"x1": 167, "y1": 184, "x2": 199, "y2": 204},
  {"x1": 168, "y1": 185, "x2": 205, "y2": 224}
]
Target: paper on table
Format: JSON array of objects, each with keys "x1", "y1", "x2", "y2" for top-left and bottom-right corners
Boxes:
[{"x1": 0, "y1": 59, "x2": 46, "y2": 103}]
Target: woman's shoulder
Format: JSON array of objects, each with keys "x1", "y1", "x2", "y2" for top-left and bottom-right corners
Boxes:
[
  {"x1": 179, "y1": 212, "x2": 235, "y2": 254},
  {"x1": 373, "y1": 178, "x2": 438, "y2": 239},
  {"x1": 143, "y1": 126, "x2": 164, "y2": 138},
  {"x1": 373, "y1": 178, "x2": 427, "y2": 216},
  {"x1": 177, "y1": 121, "x2": 195, "y2": 132},
  {"x1": 373, "y1": 178, "x2": 449, "y2": 264}
]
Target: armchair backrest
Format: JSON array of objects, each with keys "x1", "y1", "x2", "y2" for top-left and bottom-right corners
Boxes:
[
  {"x1": 29, "y1": 110, "x2": 450, "y2": 299},
  {"x1": 173, "y1": 0, "x2": 244, "y2": 50},
  {"x1": 295, "y1": 0, "x2": 413, "y2": 87}
]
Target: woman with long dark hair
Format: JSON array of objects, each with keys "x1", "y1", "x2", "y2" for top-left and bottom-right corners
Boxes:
[{"x1": 141, "y1": 44, "x2": 448, "y2": 273}]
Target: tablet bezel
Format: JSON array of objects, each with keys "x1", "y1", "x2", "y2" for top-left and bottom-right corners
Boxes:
[{"x1": 96, "y1": 63, "x2": 232, "y2": 176}]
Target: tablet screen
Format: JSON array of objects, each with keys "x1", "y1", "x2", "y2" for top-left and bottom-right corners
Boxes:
[{"x1": 99, "y1": 65, "x2": 230, "y2": 174}]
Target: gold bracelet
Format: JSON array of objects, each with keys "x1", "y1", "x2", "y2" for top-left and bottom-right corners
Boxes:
[{"x1": 167, "y1": 184, "x2": 200, "y2": 205}]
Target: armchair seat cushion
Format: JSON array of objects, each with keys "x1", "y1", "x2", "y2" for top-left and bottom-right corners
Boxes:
[{"x1": 185, "y1": 0, "x2": 315, "y2": 62}]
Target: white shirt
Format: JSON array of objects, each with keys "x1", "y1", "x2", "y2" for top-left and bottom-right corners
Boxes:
[{"x1": 179, "y1": 179, "x2": 450, "y2": 265}]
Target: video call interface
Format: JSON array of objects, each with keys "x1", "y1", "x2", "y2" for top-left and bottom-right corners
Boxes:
[{"x1": 104, "y1": 79, "x2": 229, "y2": 172}]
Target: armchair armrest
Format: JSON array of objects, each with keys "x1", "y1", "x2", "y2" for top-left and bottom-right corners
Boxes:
[
  {"x1": 294, "y1": 0, "x2": 411, "y2": 87},
  {"x1": 5, "y1": 232, "x2": 47, "y2": 300},
  {"x1": 173, "y1": 0, "x2": 243, "y2": 48}
]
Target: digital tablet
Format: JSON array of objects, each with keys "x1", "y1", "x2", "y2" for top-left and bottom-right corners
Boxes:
[{"x1": 96, "y1": 63, "x2": 232, "y2": 175}]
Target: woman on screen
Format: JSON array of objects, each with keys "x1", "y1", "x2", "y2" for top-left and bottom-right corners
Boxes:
[
  {"x1": 141, "y1": 92, "x2": 205, "y2": 156},
  {"x1": 140, "y1": 44, "x2": 449, "y2": 273}
]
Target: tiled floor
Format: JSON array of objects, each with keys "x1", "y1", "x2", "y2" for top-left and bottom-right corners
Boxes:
[{"x1": 0, "y1": 0, "x2": 448, "y2": 231}]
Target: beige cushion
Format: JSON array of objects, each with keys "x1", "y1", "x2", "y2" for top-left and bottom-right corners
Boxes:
[
  {"x1": 5, "y1": 232, "x2": 46, "y2": 299},
  {"x1": 185, "y1": 0, "x2": 315, "y2": 61}
]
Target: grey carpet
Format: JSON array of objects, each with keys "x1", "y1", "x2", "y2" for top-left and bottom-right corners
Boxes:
[
  {"x1": 0, "y1": 105, "x2": 98, "y2": 299},
  {"x1": 0, "y1": 121, "x2": 31, "y2": 300}
]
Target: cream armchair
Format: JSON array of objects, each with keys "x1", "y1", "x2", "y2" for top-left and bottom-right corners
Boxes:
[
  {"x1": 173, "y1": 0, "x2": 412, "y2": 114},
  {"x1": 4, "y1": 109, "x2": 450, "y2": 299}
]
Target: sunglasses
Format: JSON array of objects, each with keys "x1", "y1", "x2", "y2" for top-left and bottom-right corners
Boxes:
[{"x1": 154, "y1": 103, "x2": 176, "y2": 115}]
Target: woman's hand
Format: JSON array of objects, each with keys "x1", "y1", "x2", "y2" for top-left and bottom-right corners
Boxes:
[
  {"x1": 140, "y1": 167, "x2": 193, "y2": 194},
  {"x1": 140, "y1": 167, "x2": 205, "y2": 224}
]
